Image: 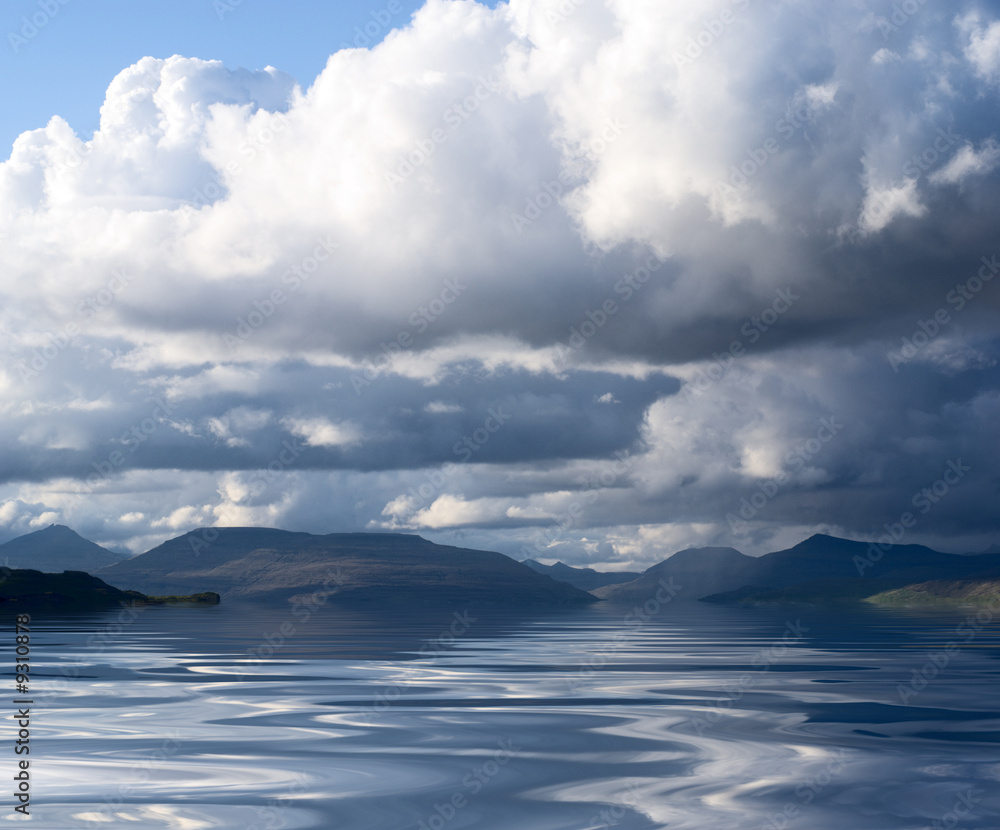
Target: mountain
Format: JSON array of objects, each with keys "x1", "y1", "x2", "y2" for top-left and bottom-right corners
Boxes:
[
  {"x1": 0, "y1": 525, "x2": 129, "y2": 573},
  {"x1": 595, "y1": 535, "x2": 1000, "y2": 604},
  {"x1": 744, "y1": 534, "x2": 997, "y2": 586},
  {"x1": 0, "y1": 569, "x2": 219, "y2": 610},
  {"x1": 521, "y1": 559, "x2": 640, "y2": 591},
  {"x1": 593, "y1": 547, "x2": 756, "y2": 603},
  {"x1": 98, "y1": 528, "x2": 596, "y2": 606}
]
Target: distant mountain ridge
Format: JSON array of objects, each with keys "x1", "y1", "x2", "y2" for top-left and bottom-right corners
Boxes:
[
  {"x1": 521, "y1": 559, "x2": 640, "y2": 591},
  {"x1": 98, "y1": 528, "x2": 596, "y2": 606},
  {"x1": 596, "y1": 534, "x2": 1000, "y2": 604},
  {"x1": 8, "y1": 524, "x2": 999, "y2": 610},
  {"x1": 0, "y1": 525, "x2": 129, "y2": 573}
]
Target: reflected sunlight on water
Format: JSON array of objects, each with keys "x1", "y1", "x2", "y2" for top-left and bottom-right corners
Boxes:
[{"x1": 4, "y1": 601, "x2": 1000, "y2": 829}]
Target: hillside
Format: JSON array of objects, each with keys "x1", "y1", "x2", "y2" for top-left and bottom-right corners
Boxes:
[
  {"x1": 746, "y1": 534, "x2": 997, "y2": 586},
  {"x1": 593, "y1": 547, "x2": 756, "y2": 603},
  {"x1": 866, "y1": 578, "x2": 1000, "y2": 607},
  {"x1": 98, "y1": 528, "x2": 596, "y2": 606},
  {"x1": 0, "y1": 568, "x2": 218, "y2": 610},
  {"x1": 701, "y1": 576, "x2": 1000, "y2": 608},
  {"x1": 0, "y1": 525, "x2": 129, "y2": 573},
  {"x1": 521, "y1": 560, "x2": 640, "y2": 591},
  {"x1": 699, "y1": 578, "x2": 912, "y2": 606}
]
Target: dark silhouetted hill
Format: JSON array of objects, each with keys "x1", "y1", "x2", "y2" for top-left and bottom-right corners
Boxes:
[
  {"x1": 0, "y1": 568, "x2": 218, "y2": 610},
  {"x1": 596, "y1": 535, "x2": 1000, "y2": 604},
  {"x1": 0, "y1": 525, "x2": 129, "y2": 573},
  {"x1": 98, "y1": 528, "x2": 596, "y2": 606}
]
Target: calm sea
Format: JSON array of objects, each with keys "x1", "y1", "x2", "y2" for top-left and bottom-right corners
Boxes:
[{"x1": 4, "y1": 599, "x2": 1000, "y2": 829}]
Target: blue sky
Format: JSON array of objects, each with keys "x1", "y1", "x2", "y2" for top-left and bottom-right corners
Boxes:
[{"x1": 1, "y1": 0, "x2": 455, "y2": 153}]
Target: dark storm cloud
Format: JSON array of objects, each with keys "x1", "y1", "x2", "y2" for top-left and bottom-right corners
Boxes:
[
  {"x1": 0, "y1": 361, "x2": 678, "y2": 484},
  {"x1": 1, "y1": 0, "x2": 998, "y2": 560}
]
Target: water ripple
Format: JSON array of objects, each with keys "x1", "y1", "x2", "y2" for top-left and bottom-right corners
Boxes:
[{"x1": 2, "y1": 604, "x2": 999, "y2": 828}]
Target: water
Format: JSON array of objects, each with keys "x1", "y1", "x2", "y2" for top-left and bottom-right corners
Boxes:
[{"x1": 4, "y1": 600, "x2": 1000, "y2": 829}]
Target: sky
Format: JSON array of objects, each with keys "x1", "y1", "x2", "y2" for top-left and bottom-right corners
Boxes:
[{"x1": 1, "y1": 0, "x2": 998, "y2": 568}]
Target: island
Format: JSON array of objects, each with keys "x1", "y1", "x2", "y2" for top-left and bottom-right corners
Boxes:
[{"x1": 0, "y1": 568, "x2": 220, "y2": 610}]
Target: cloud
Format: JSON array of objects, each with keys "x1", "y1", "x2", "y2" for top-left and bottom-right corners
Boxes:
[
  {"x1": 282, "y1": 417, "x2": 362, "y2": 448},
  {"x1": 959, "y1": 10, "x2": 1000, "y2": 83},
  {"x1": 929, "y1": 140, "x2": 1000, "y2": 185},
  {"x1": 858, "y1": 178, "x2": 927, "y2": 234},
  {"x1": 425, "y1": 401, "x2": 464, "y2": 413},
  {"x1": 0, "y1": 0, "x2": 998, "y2": 565},
  {"x1": 206, "y1": 407, "x2": 273, "y2": 447}
]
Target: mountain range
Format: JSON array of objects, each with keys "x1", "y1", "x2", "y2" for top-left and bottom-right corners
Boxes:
[
  {"x1": 4, "y1": 524, "x2": 999, "y2": 609},
  {"x1": 595, "y1": 534, "x2": 1000, "y2": 605}
]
